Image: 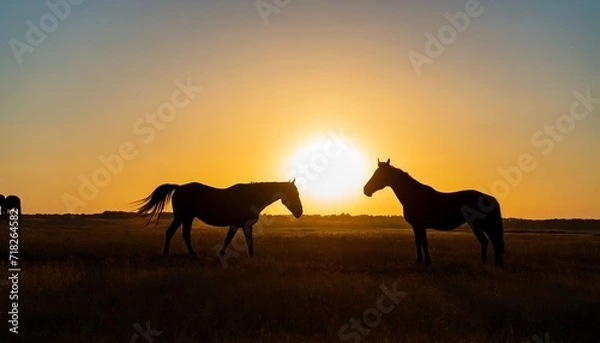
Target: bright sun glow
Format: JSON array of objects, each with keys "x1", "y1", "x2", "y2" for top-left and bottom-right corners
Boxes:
[{"x1": 285, "y1": 134, "x2": 369, "y2": 202}]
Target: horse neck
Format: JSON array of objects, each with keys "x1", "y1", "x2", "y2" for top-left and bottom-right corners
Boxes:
[
  {"x1": 252, "y1": 183, "x2": 286, "y2": 211},
  {"x1": 388, "y1": 169, "x2": 429, "y2": 205}
]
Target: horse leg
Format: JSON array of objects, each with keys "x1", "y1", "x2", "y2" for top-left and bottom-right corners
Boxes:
[
  {"x1": 484, "y1": 227, "x2": 504, "y2": 268},
  {"x1": 182, "y1": 217, "x2": 196, "y2": 257},
  {"x1": 412, "y1": 227, "x2": 423, "y2": 264},
  {"x1": 471, "y1": 226, "x2": 489, "y2": 264},
  {"x1": 418, "y1": 229, "x2": 432, "y2": 266},
  {"x1": 163, "y1": 217, "x2": 182, "y2": 255},
  {"x1": 496, "y1": 238, "x2": 504, "y2": 268},
  {"x1": 220, "y1": 225, "x2": 239, "y2": 256},
  {"x1": 413, "y1": 227, "x2": 431, "y2": 265},
  {"x1": 243, "y1": 225, "x2": 254, "y2": 257}
]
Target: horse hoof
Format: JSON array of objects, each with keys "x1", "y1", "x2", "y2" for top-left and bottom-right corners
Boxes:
[{"x1": 424, "y1": 259, "x2": 431, "y2": 266}]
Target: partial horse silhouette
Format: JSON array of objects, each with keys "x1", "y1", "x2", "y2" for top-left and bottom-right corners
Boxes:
[
  {"x1": 0, "y1": 194, "x2": 4, "y2": 225},
  {"x1": 135, "y1": 180, "x2": 303, "y2": 257},
  {"x1": 364, "y1": 159, "x2": 504, "y2": 267},
  {"x1": 0, "y1": 195, "x2": 21, "y2": 225}
]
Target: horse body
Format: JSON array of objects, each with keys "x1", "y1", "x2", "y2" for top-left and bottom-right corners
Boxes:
[
  {"x1": 400, "y1": 189, "x2": 493, "y2": 230},
  {"x1": 135, "y1": 181, "x2": 302, "y2": 257},
  {"x1": 364, "y1": 159, "x2": 504, "y2": 267},
  {"x1": 4, "y1": 195, "x2": 21, "y2": 214},
  {"x1": 172, "y1": 183, "x2": 281, "y2": 227}
]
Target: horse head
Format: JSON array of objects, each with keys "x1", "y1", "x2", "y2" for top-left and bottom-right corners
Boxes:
[
  {"x1": 363, "y1": 158, "x2": 395, "y2": 197},
  {"x1": 281, "y1": 179, "x2": 303, "y2": 218}
]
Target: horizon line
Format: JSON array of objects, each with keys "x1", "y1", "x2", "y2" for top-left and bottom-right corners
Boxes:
[{"x1": 17, "y1": 212, "x2": 600, "y2": 221}]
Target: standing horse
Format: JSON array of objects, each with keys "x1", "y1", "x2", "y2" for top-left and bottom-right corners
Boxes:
[
  {"x1": 363, "y1": 159, "x2": 504, "y2": 267},
  {"x1": 135, "y1": 180, "x2": 303, "y2": 257}
]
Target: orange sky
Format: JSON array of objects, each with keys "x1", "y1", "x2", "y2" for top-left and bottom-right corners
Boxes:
[{"x1": 1, "y1": 1, "x2": 599, "y2": 218}]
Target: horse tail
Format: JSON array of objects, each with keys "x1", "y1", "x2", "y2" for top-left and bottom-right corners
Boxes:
[{"x1": 134, "y1": 184, "x2": 179, "y2": 226}]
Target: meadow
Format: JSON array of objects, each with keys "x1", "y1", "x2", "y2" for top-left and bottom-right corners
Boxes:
[{"x1": 2, "y1": 214, "x2": 600, "y2": 342}]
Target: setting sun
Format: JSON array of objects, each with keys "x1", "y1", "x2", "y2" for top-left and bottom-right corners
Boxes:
[{"x1": 284, "y1": 133, "x2": 369, "y2": 203}]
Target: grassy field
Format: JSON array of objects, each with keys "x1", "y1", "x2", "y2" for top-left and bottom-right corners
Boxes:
[{"x1": 3, "y1": 215, "x2": 600, "y2": 342}]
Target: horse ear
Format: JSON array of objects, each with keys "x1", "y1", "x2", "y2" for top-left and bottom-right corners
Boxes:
[
  {"x1": 386, "y1": 158, "x2": 390, "y2": 164},
  {"x1": 292, "y1": 178, "x2": 296, "y2": 184},
  {"x1": 377, "y1": 158, "x2": 380, "y2": 163}
]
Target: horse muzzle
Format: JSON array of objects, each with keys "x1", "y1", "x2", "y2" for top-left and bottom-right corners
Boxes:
[{"x1": 293, "y1": 209, "x2": 303, "y2": 218}]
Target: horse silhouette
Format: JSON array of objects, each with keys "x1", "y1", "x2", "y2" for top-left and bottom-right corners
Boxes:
[
  {"x1": 364, "y1": 159, "x2": 504, "y2": 267},
  {"x1": 135, "y1": 180, "x2": 303, "y2": 257},
  {"x1": 0, "y1": 194, "x2": 21, "y2": 225},
  {"x1": 0, "y1": 194, "x2": 4, "y2": 224}
]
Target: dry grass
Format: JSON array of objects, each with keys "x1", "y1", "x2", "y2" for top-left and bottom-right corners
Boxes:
[{"x1": 2, "y1": 216, "x2": 600, "y2": 342}]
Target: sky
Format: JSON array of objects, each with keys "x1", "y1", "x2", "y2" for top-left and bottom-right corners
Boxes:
[{"x1": 0, "y1": 0, "x2": 599, "y2": 218}]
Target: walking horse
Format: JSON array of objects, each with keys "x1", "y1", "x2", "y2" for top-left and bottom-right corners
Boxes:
[{"x1": 135, "y1": 181, "x2": 303, "y2": 257}]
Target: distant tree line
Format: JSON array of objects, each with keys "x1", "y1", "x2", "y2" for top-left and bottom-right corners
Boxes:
[{"x1": 19, "y1": 212, "x2": 600, "y2": 232}]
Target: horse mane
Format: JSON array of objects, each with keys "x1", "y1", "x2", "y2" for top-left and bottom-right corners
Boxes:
[
  {"x1": 388, "y1": 165, "x2": 436, "y2": 193},
  {"x1": 246, "y1": 181, "x2": 290, "y2": 187},
  {"x1": 234, "y1": 181, "x2": 293, "y2": 193}
]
